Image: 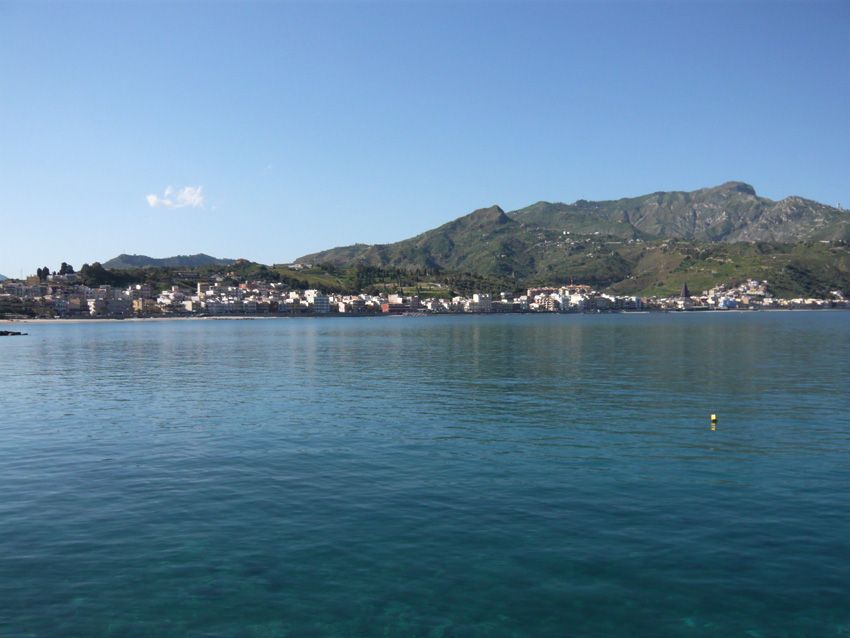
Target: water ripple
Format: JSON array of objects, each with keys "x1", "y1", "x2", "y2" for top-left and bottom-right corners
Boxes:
[{"x1": 1, "y1": 314, "x2": 849, "y2": 637}]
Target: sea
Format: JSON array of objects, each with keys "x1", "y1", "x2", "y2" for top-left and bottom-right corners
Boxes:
[{"x1": 1, "y1": 312, "x2": 849, "y2": 637}]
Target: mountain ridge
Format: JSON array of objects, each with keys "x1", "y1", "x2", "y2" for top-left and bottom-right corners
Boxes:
[
  {"x1": 506, "y1": 181, "x2": 848, "y2": 243},
  {"x1": 103, "y1": 253, "x2": 236, "y2": 270},
  {"x1": 297, "y1": 182, "x2": 850, "y2": 272}
]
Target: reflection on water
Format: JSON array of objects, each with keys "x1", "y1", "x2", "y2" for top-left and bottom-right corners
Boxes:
[{"x1": 1, "y1": 313, "x2": 849, "y2": 637}]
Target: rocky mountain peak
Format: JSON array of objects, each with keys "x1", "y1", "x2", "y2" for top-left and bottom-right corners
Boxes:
[
  {"x1": 463, "y1": 205, "x2": 510, "y2": 226},
  {"x1": 716, "y1": 181, "x2": 757, "y2": 196}
]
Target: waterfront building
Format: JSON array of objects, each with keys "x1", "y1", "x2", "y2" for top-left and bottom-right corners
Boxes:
[
  {"x1": 311, "y1": 294, "x2": 330, "y2": 314},
  {"x1": 471, "y1": 293, "x2": 492, "y2": 313}
]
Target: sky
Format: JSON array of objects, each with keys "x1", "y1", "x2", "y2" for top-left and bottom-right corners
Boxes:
[{"x1": 1, "y1": 0, "x2": 848, "y2": 277}]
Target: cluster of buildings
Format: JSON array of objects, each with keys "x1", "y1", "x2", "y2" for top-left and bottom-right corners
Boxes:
[
  {"x1": 649, "y1": 280, "x2": 848, "y2": 311},
  {"x1": 0, "y1": 274, "x2": 846, "y2": 320}
]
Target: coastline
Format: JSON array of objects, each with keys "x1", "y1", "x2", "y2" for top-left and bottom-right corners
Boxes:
[
  {"x1": 0, "y1": 316, "x2": 280, "y2": 325},
  {"x1": 3, "y1": 307, "x2": 847, "y2": 325}
]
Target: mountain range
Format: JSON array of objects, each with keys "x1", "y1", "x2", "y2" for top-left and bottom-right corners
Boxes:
[
  {"x1": 102, "y1": 253, "x2": 236, "y2": 270},
  {"x1": 299, "y1": 182, "x2": 849, "y2": 270},
  {"x1": 46, "y1": 183, "x2": 850, "y2": 298},
  {"x1": 293, "y1": 182, "x2": 850, "y2": 295}
]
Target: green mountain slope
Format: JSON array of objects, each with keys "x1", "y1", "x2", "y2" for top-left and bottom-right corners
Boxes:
[
  {"x1": 103, "y1": 253, "x2": 236, "y2": 269},
  {"x1": 295, "y1": 182, "x2": 850, "y2": 297},
  {"x1": 509, "y1": 182, "x2": 850, "y2": 242},
  {"x1": 299, "y1": 205, "x2": 539, "y2": 277},
  {"x1": 603, "y1": 241, "x2": 850, "y2": 298}
]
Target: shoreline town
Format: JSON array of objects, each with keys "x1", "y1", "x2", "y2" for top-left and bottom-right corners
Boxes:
[{"x1": 1, "y1": 272, "x2": 847, "y2": 321}]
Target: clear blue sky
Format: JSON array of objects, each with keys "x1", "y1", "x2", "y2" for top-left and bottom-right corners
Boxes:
[{"x1": 1, "y1": 0, "x2": 848, "y2": 277}]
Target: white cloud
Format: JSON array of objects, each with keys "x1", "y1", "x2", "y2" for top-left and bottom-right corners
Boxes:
[{"x1": 146, "y1": 185, "x2": 205, "y2": 209}]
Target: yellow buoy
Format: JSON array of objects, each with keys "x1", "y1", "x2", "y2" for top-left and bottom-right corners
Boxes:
[{"x1": 710, "y1": 413, "x2": 717, "y2": 430}]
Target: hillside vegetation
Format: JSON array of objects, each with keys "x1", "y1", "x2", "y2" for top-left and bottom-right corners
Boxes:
[{"x1": 296, "y1": 182, "x2": 850, "y2": 297}]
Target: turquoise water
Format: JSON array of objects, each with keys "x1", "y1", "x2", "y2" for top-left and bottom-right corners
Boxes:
[{"x1": 2, "y1": 313, "x2": 850, "y2": 637}]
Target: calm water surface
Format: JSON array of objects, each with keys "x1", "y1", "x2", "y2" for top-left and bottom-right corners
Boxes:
[{"x1": 1, "y1": 313, "x2": 849, "y2": 637}]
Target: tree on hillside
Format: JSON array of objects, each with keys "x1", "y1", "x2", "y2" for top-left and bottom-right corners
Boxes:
[
  {"x1": 79, "y1": 262, "x2": 116, "y2": 287},
  {"x1": 59, "y1": 262, "x2": 74, "y2": 275}
]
